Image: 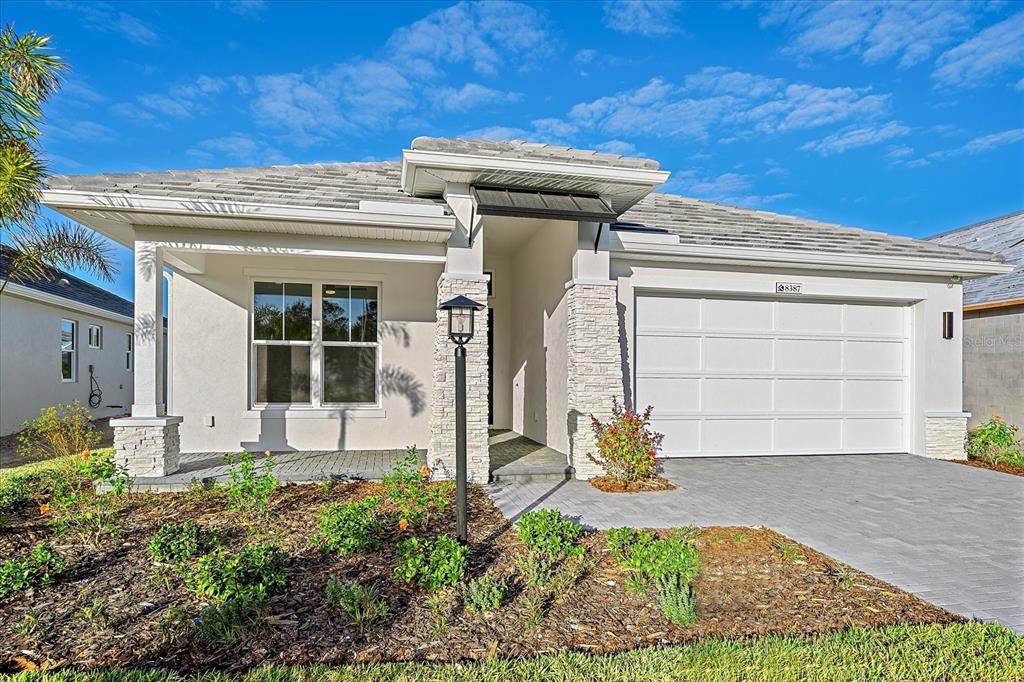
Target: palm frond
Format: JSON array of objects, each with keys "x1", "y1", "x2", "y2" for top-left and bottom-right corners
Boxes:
[
  {"x1": 0, "y1": 24, "x2": 65, "y2": 143},
  {"x1": 0, "y1": 139, "x2": 45, "y2": 225},
  {"x1": 2, "y1": 221, "x2": 118, "y2": 295}
]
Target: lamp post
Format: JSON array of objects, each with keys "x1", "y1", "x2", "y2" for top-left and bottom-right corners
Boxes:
[{"x1": 439, "y1": 294, "x2": 484, "y2": 544}]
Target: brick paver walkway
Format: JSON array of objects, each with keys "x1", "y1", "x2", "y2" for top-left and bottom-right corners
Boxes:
[{"x1": 487, "y1": 454, "x2": 1024, "y2": 632}]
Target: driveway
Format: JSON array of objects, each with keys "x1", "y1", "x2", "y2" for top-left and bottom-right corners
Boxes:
[{"x1": 487, "y1": 454, "x2": 1024, "y2": 632}]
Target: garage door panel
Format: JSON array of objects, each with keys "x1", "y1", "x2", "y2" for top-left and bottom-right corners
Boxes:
[
  {"x1": 636, "y1": 335, "x2": 700, "y2": 371},
  {"x1": 704, "y1": 337, "x2": 772, "y2": 371},
  {"x1": 845, "y1": 379, "x2": 903, "y2": 412},
  {"x1": 637, "y1": 296, "x2": 699, "y2": 330},
  {"x1": 844, "y1": 418, "x2": 904, "y2": 451},
  {"x1": 776, "y1": 379, "x2": 842, "y2": 411},
  {"x1": 846, "y1": 304, "x2": 905, "y2": 336},
  {"x1": 638, "y1": 377, "x2": 699, "y2": 411},
  {"x1": 776, "y1": 301, "x2": 843, "y2": 333},
  {"x1": 653, "y1": 419, "x2": 700, "y2": 455},
  {"x1": 845, "y1": 340, "x2": 903, "y2": 374},
  {"x1": 703, "y1": 419, "x2": 773, "y2": 452},
  {"x1": 703, "y1": 378, "x2": 772, "y2": 411},
  {"x1": 775, "y1": 339, "x2": 842, "y2": 372},
  {"x1": 775, "y1": 419, "x2": 843, "y2": 451},
  {"x1": 704, "y1": 298, "x2": 772, "y2": 330}
]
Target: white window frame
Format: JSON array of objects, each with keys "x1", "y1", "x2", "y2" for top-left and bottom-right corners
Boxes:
[
  {"x1": 61, "y1": 319, "x2": 77, "y2": 383},
  {"x1": 88, "y1": 324, "x2": 103, "y2": 349},
  {"x1": 249, "y1": 278, "x2": 382, "y2": 410},
  {"x1": 125, "y1": 332, "x2": 134, "y2": 372}
]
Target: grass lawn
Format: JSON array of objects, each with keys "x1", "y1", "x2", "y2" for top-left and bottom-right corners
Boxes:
[{"x1": 6, "y1": 623, "x2": 1023, "y2": 681}]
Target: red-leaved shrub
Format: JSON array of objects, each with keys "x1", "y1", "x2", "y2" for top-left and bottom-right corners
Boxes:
[{"x1": 589, "y1": 403, "x2": 664, "y2": 483}]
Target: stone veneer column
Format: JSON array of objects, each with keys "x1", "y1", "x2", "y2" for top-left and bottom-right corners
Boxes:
[
  {"x1": 110, "y1": 416, "x2": 183, "y2": 477},
  {"x1": 566, "y1": 281, "x2": 624, "y2": 480},
  {"x1": 429, "y1": 275, "x2": 490, "y2": 483},
  {"x1": 924, "y1": 413, "x2": 969, "y2": 460}
]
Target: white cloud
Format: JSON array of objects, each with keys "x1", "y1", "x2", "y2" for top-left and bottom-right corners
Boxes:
[
  {"x1": 595, "y1": 140, "x2": 638, "y2": 155},
  {"x1": 603, "y1": 0, "x2": 683, "y2": 37},
  {"x1": 801, "y1": 121, "x2": 910, "y2": 156},
  {"x1": 932, "y1": 128, "x2": 1024, "y2": 157},
  {"x1": 575, "y1": 49, "x2": 597, "y2": 64},
  {"x1": 884, "y1": 144, "x2": 914, "y2": 161},
  {"x1": 186, "y1": 134, "x2": 288, "y2": 166},
  {"x1": 933, "y1": 11, "x2": 1024, "y2": 87},
  {"x1": 214, "y1": 0, "x2": 266, "y2": 18},
  {"x1": 48, "y1": 1, "x2": 161, "y2": 46},
  {"x1": 433, "y1": 83, "x2": 518, "y2": 112},
  {"x1": 50, "y1": 120, "x2": 115, "y2": 143}
]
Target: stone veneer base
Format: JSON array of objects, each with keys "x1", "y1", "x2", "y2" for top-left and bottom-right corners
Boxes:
[
  {"x1": 110, "y1": 416, "x2": 183, "y2": 477},
  {"x1": 924, "y1": 414, "x2": 969, "y2": 460}
]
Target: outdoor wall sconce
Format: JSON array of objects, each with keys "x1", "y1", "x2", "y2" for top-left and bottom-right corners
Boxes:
[
  {"x1": 942, "y1": 311, "x2": 954, "y2": 339},
  {"x1": 439, "y1": 294, "x2": 485, "y2": 543}
]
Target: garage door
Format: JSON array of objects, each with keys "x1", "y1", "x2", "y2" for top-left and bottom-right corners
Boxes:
[{"x1": 634, "y1": 294, "x2": 911, "y2": 457}]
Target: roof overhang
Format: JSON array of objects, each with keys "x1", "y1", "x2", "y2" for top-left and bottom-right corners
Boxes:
[
  {"x1": 401, "y1": 148, "x2": 670, "y2": 216},
  {"x1": 471, "y1": 186, "x2": 618, "y2": 222},
  {"x1": 964, "y1": 296, "x2": 1024, "y2": 312},
  {"x1": 40, "y1": 190, "x2": 457, "y2": 249},
  {"x1": 2, "y1": 281, "x2": 133, "y2": 325},
  {"x1": 611, "y1": 230, "x2": 1016, "y2": 279}
]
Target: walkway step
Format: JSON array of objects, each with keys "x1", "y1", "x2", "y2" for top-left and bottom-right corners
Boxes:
[{"x1": 491, "y1": 465, "x2": 574, "y2": 483}]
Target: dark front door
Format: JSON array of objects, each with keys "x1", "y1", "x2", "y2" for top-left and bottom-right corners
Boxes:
[{"x1": 487, "y1": 307, "x2": 494, "y2": 426}]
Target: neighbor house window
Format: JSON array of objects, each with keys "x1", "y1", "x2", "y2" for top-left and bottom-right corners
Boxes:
[
  {"x1": 125, "y1": 333, "x2": 133, "y2": 371},
  {"x1": 61, "y1": 319, "x2": 77, "y2": 382},
  {"x1": 251, "y1": 281, "x2": 378, "y2": 407},
  {"x1": 88, "y1": 324, "x2": 102, "y2": 349}
]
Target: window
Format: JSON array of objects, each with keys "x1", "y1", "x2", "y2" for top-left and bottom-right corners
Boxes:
[
  {"x1": 88, "y1": 324, "x2": 102, "y2": 349},
  {"x1": 125, "y1": 333, "x2": 133, "y2": 371},
  {"x1": 61, "y1": 319, "x2": 76, "y2": 382},
  {"x1": 251, "y1": 280, "x2": 378, "y2": 407}
]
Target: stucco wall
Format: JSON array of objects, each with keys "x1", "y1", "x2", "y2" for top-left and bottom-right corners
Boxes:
[
  {"x1": 963, "y1": 306, "x2": 1024, "y2": 428},
  {"x1": 611, "y1": 259, "x2": 965, "y2": 458},
  {"x1": 508, "y1": 220, "x2": 575, "y2": 453},
  {"x1": 0, "y1": 293, "x2": 133, "y2": 436},
  {"x1": 168, "y1": 253, "x2": 441, "y2": 453}
]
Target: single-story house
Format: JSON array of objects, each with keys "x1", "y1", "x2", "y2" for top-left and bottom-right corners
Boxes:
[
  {"x1": 40, "y1": 138, "x2": 1012, "y2": 481},
  {"x1": 0, "y1": 245, "x2": 135, "y2": 437},
  {"x1": 928, "y1": 211, "x2": 1024, "y2": 428}
]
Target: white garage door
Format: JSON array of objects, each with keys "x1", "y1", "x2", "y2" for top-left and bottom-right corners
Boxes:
[{"x1": 634, "y1": 294, "x2": 911, "y2": 457}]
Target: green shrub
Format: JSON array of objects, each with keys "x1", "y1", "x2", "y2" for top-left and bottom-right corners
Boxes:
[
  {"x1": 17, "y1": 401, "x2": 101, "y2": 462},
  {"x1": 79, "y1": 448, "x2": 132, "y2": 494},
  {"x1": 0, "y1": 543, "x2": 65, "y2": 600},
  {"x1": 149, "y1": 520, "x2": 212, "y2": 563},
  {"x1": 189, "y1": 543, "x2": 287, "y2": 602},
  {"x1": 0, "y1": 478, "x2": 32, "y2": 513},
  {"x1": 657, "y1": 573, "x2": 699, "y2": 627},
  {"x1": 394, "y1": 535, "x2": 467, "y2": 590},
  {"x1": 313, "y1": 496, "x2": 384, "y2": 555},
  {"x1": 515, "y1": 508, "x2": 583, "y2": 559},
  {"x1": 515, "y1": 551, "x2": 554, "y2": 590},
  {"x1": 465, "y1": 576, "x2": 507, "y2": 613},
  {"x1": 589, "y1": 402, "x2": 664, "y2": 483},
  {"x1": 608, "y1": 528, "x2": 701, "y2": 596},
  {"x1": 606, "y1": 527, "x2": 654, "y2": 564},
  {"x1": 382, "y1": 446, "x2": 450, "y2": 526},
  {"x1": 223, "y1": 451, "x2": 278, "y2": 516},
  {"x1": 967, "y1": 416, "x2": 1024, "y2": 467},
  {"x1": 196, "y1": 596, "x2": 265, "y2": 645},
  {"x1": 325, "y1": 579, "x2": 390, "y2": 633}
]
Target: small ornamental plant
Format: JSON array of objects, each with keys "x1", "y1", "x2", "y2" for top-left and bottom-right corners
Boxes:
[
  {"x1": 313, "y1": 496, "x2": 385, "y2": 555},
  {"x1": 394, "y1": 535, "x2": 467, "y2": 590},
  {"x1": 383, "y1": 446, "x2": 451, "y2": 527},
  {"x1": 590, "y1": 402, "x2": 665, "y2": 485},
  {"x1": 966, "y1": 416, "x2": 1024, "y2": 468}
]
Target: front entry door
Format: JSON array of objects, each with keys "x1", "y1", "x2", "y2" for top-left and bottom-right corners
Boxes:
[{"x1": 487, "y1": 307, "x2": 494, "y2": 426}]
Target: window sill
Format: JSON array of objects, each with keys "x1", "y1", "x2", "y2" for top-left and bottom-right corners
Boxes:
[{"x1": 242, "y1": 407, "x2": 387, "y2": 420}]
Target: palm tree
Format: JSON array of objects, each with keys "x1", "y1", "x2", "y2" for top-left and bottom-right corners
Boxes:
[{"x1": 0, "y1": 24, "x2": 116, "y2": 296}]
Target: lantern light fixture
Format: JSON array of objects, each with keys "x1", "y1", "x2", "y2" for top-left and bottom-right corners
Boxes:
[{"x1": 440, "y1": 295, "x2": 484, "y2": 346}]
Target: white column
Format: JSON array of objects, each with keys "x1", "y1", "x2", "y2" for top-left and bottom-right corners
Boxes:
[{"x1": 131, "y1": 240, "x2": 165, "y2": 418}]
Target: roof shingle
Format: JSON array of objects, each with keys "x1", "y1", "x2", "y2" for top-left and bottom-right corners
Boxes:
[
  {"x1": 410, "y1": 136, "x2": 662, "y2": 171},
  {"x1": 927, "y1": 211, "x2": 1024, "y2": 304}
]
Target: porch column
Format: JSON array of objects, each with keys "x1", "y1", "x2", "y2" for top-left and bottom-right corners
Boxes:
[
  {"x1": 566, "y1": 221, "x2": 624, "y2": 480},
  {"x1": 109, "y1": 239, "x2": 182, "y2": 477},
  {"x1": 429, "y1": 185, "x2": 490, "y2": 482}
]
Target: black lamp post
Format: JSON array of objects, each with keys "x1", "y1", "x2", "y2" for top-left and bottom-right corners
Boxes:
[{"x1": 439, "y1": 294, "x2": 484, "y2": 544}]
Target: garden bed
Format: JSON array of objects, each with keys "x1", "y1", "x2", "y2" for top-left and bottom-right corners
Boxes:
[
  {"x1": 956, "y1": 458, "x2": 1024, "y2": 477},
  {"x1": 590, "y1": 475, "x2": 677, "y2": 493},
  {"x1": 0, "y1": 474, "x2": 958, "y2": 673}
]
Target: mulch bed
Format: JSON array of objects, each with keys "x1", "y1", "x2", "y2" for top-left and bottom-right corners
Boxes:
[
  {"x1": 954, "y1": 458, "x2": 1024, "y2": 477},
  {"x1": 590, "y1": 475, "x2": 677, "y2": 493},
  {"x1": 0, "y1": 481, "x2": 958, "y2": 672}
]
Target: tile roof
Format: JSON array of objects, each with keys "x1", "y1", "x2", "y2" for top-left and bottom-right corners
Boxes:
[
  {"x1": 410, "y1": 136, "x2": 662, "y2": 171},
  {"x1": 616, "y1": 192, "x2": 1002, "y2": 264},
  {"x1": 927, "y1": 211, "x2": 1024, "y2": 305},
  {"x1": 0, "y1": 245, "x2": 133, "y2": 318},
  {"x1": 48, "y1": 161, "x2": 445, "y2": 212}
]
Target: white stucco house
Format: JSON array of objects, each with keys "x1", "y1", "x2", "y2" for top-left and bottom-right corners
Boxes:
[
  {"x1": 40, "y1": 138, "x2": 1011, "y2": 481},
  {"x1": 0, "y1": 245, "x2": 135, "y2": 437}
]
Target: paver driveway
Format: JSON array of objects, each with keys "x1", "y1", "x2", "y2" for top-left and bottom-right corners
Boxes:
[{"x1": 487, "y1": 454, "x2": 1024, "y2": 632}]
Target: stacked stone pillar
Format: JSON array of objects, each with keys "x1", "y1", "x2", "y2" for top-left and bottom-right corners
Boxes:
[{"x1": 924, "y1": 412, "x2": 969, "y2": 460}]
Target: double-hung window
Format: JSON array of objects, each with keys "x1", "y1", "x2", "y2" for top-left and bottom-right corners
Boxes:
[
  {"x1": 88, "y1": 324, "x2": 103, "y2": 348},
  {"x1": 61, "y1": 319, "x2": 77, "y2": 382},
  {"x1": 125, "y1": 333, "x2": 134, "y2": 371},
  {"x1": 251, "y1": 281, "x2": 378, "y2": 407}
]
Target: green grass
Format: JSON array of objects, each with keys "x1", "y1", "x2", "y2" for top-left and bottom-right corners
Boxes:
[
  {"x1": 7, "y1": 623, "x2": 1023, "y2": 681},
  {"x1": 0, "y1": 456, "x2": 70, "y2": 483}
]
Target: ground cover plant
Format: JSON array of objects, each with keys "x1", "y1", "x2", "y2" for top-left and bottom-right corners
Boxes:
[
  {"x1": 963, "y1": 415, "x2": 1024, "y2": 476},
  {"x1": 0, "y1": 453, "x2": 969, "y2": 672},
  {"x1": 313, "y1": 496, "x2": 385, "y2": 555}
]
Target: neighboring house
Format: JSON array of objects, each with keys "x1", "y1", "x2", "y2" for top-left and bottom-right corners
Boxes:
[
  {"x1": 40, "y1": 137, "x2": 1011, "y2": 480},
  {"x1": 0, "y1": 245, "x2": 135, "y2": 436},
  {"x1": 928, "y1": 211, "x2": 1024, "y2": 428}
]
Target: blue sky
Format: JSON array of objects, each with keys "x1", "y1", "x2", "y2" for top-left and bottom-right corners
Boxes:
[{"x1": 7, "y1": 0, "x2": 1024, "y2": 301}]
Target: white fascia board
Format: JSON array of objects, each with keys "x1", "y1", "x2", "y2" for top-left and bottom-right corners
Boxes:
[
  {"x1": 3, "y1": 282, "x2": 133, "y2": 325},
  {"x1": 612, "y1": 241, "x2": 1015, "y2": 278},
  {"x1": 40, "y1": 190, "x2": 456, "y2": 234},
  {"x1": 401, "y1": 149, "x2": 671, "y2": 196}
]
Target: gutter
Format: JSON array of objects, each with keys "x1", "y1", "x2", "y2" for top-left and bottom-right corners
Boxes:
[
  {"x1": 1, "y1": 282, "x2": 133, "y2": 325},
  {"x1": 964, "y1": 297, "x2": 1024, "y2": 312}
]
